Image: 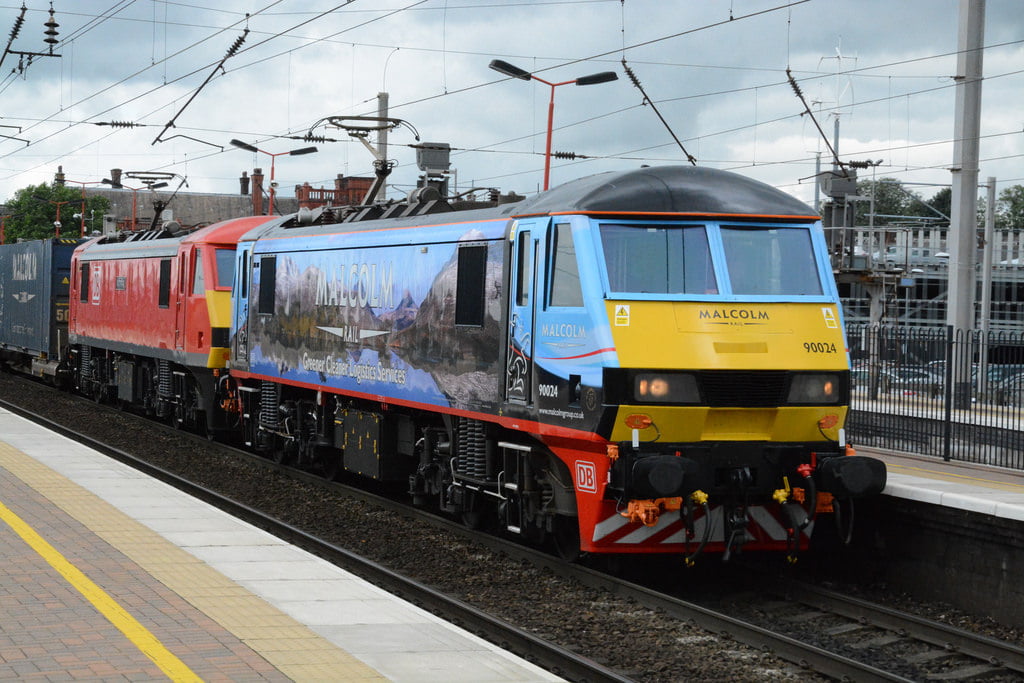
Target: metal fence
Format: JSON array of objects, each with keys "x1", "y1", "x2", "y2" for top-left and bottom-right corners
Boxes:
[{"x1": 846, "y1": 325, "x2": 1024, "y2": 470}]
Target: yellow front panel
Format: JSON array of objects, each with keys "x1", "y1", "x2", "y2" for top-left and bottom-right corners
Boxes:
[
  {"x1": 605, "y1": 301, "x2": 847, "y2": 371},
  {"x1": 607, "y1": 405, "x2": 849, "y2": 443},
  {"x1": 205, "y1": 289, "x2": 232, "y2": 369},
  {"x1": 605, "y1": 301, "x2": 848, "y2": 443},
  {"x1": 206, "y1": 290, "x2": 233, "y2": 329}
]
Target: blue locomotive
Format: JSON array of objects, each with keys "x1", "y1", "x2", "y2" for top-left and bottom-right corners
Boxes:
[{"x1": 219, "y1": 165, "x2": 886, "y2": 560}]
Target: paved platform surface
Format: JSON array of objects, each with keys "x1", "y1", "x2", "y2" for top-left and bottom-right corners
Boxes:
[
  {"x1": 861, "y1": 445, "x2": 1024, "y2": 522},
  {"x1": 0, "y1": 407, "x2": 563, "y2": 682}
]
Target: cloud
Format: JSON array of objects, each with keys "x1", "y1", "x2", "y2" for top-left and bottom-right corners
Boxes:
[{"x1": 0, "y1": 0, "x2": 1020, "y2": 206}]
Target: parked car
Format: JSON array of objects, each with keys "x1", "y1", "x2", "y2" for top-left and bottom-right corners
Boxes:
[
  {"x1": 993, "y1": 372, "x2": 1024, "y2": 407},
  {"x1": 925, "y1": 361, "x2": 1024, "y2": 387},
  {"x1": 852, "y1": 366, "x2": 942, "y2": 396}
]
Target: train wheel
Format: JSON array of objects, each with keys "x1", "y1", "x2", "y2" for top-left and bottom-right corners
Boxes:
[
  {"x1": 168, "y1": 403, "x2": 184, "y2": 430},
  {"x1": 552, "y1": 515, "x2": 582, "y2": 563},
  {"x1": 321, "y1": 450, "x2": 343, "y2": 481},
  {"x1": 461, "y1": 510, "x2": 488, "y2": 530},
  {"x1": 272, "y1": 444, "x2": 294, "y2": 466}
]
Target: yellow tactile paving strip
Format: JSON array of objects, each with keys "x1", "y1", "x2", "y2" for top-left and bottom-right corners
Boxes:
[
  {"x1": 861, "y1": 447, "x2": 1024, "y2": 492},
  {"x1": 0, "y1": 441, "x2": 385, "y2": 681}
]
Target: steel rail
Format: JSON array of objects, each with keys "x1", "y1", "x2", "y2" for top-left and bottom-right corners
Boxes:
[
  {"x1": 794, "y1": 582, "x2": 1024, "y2": 674},
  {"x1": 0, "y1": 383, "x2": 1006, "y2": 681},
  {"x1": 0, "y1": 396, "x2": 632, "y2": 683}
]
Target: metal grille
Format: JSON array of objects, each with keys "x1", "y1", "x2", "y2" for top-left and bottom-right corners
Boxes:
[
  {"x1": 157, "y1": 360, "x2": 172, "y2": 398},
  {"x1": 78, "y1": 346, "x2": 92, "y2": 384},
  {"x1": 259, "y1": 380, "x2": 280, "y2": 429},
  {"x1": 456, "y1": 418, "x2": 487, "y2": 479},
  {"x1": 846, "y1": 325, "x2": 1024, "y2": 470},
  {"x1": 697, "y1": 370, "x2": 788, "y2": 407}
]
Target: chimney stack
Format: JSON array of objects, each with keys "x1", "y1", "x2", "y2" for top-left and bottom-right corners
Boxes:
[
  {"x1": 239, "y1": 171, "x2": 250, "y2": 196},
  {"x1": 54, "y1": 165, "x2": 65, "y2": 186},
  {"x1": 251, "y1": 168, "x2": 264, "y2": 215},
  {"x1": 109, "y1": 168, "x2": 123, "y2": 188}
]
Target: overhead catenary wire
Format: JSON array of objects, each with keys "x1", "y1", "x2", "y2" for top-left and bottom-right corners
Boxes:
[
  {"x1": 0, "y1": 0, "x2": 1019, "y2": 201},
  {"x1": 151, "y1": 27, "x2": 249, "y2": 146},
  {"x1": 621, "y1": 58, "x2": 696, "y2": 165}
]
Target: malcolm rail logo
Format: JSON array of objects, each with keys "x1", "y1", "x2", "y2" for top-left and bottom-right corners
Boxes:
[{"x1": 698, "y1": 307, "x2": 770, "y2": 325}]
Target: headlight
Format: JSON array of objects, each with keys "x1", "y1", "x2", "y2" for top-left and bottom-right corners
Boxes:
[
  {"x1": 787, "y1": 373, "x2": 840, "y2": 404},
  {"x1": 634, "y1": 372, "x2": 700, "y2": 404}
]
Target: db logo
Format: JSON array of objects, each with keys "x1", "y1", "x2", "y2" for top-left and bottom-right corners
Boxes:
[{"x1": 575, "y1": 461, "x2": 598, "y2": 493}]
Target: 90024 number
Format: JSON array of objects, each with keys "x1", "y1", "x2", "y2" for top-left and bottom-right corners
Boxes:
[{"x1": 803, "y1": 341, "x2": 837, "y2": 353}]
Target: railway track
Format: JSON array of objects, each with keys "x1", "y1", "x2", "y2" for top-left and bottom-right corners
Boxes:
[
  {"x1": 0, "y1": 392, "x2": 631, "y2": 683},
  {"x1": 706, "y1": 576, "x2": 1024, "y2": 682},
  {"x1": 4, "y1": 375, "x2": 1024, "y2": 681}
]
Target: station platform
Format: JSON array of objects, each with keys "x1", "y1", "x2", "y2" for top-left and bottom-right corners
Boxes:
[
  {"x1": 0, "y1": 407, "x2": 563, "y2": 682},
  {"x1": 860, "y1": 445, "x2": 1024, "y2": 522}
]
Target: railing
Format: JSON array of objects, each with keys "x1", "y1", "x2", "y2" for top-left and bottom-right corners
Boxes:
[{"x1": 846, "y1": 324, "x2": 1024, "y2": 470}]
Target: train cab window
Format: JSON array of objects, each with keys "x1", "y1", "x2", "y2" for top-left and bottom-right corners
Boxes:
[
  {"x1": 215, "y1": 248, "x2": 235, "y2": 290},
  {"x1": 158, "y1": 259, "x2": 171, "y2": 308},
  {"x1": 549, "y1": 223, "x2": 583, "y2": 307},
  {"x1": 192, "y1": 249, "x2": 205, "y2": 295},
  {"x1": 455, "y1": 244, "x2": 487, "y2": 327},
  {"x1": 600, "y1": 224, "x2": 716, "y2": 295},
  {"x1": 238, "y1": 252, "x2": 249, "y2": 298},
  {"x1": 721, "y1": 227, "x2": 822, "y2": 296},
  {"x1": 258, "y1": 256, "x2": 276, "y2": 315},
  {"x1": 515, "y1": 230, "x2": 532, "y2": 306},
  {"x1": 79, "y1": 263, "x2": 89, "y2": 302}
]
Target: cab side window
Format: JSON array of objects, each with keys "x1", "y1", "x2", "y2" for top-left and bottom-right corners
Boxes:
[
  {"x1": 549, "y1": 223, "x2": 583, "y2": 307},
  {"x1": 258, "y1": 256, "x2": 276, "y2": 315},
  {"x1": 158, "y1": 259, "x2": 171, "y2": 308},
  {"x1": 79, "y1": 263, "x2": 89, "y2": 302},
  {"x1": 455, "y1": 244, "x2": 487, "y2": 327},
  {"x1": 192, "y1": 249, "x2": 205, "y2": 295}
]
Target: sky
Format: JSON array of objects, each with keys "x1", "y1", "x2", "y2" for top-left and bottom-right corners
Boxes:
[{"x1": 0, "y1": 0, "x2": 1021, "y2": 211}]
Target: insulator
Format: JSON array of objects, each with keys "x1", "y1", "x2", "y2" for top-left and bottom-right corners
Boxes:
[
  {"x1": 98, "y1": 120, "x2": 138, "y2": 128},
  {"x1": 303, "y1": 134, "x2": 329, "y2": 144},
  {"x1": 623, "y1": 62, "x2": 641, "y2": 88},
  {"x1": 225, "y1": 28, "x2": 248, "y2": 57},
  {"x1": 786, "y1": 69, "x2": 804, "y2": 99},
  {"x1": 553, "y1": 151, "x2": 577, "y2": 160},
  {"x1": 43, "y1": 6, "x2": 58, "y2": 45},
  {"x1": 9, "y1": 12, "x2": 24, "y2": 41}
]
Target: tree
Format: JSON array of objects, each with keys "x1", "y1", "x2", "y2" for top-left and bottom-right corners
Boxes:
[
  {"x1": 912, "y1": 186, "x2": 951, "y2": 222},
  {"x1": 2, "y1": 182, "x2": 110, "y2": 243},
  {"x1": 997, "y1": 184, "x2": 1024, "y2": 230},
  {"x1": 853, "y1": 177, "x2": 923, "y2": 227}
]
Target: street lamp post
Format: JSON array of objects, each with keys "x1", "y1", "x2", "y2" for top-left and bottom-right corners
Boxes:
[
  {"x1": 101, "y1": 178, "x2": 142, "y2": 231},
  {"x1": 64, "y1": 179, "x2": 104, "y2": 236},
  {"x1": 488, "y1": 59, "x2": 617, "y2": 190},
  {"x1": 230, "y1": 140, "x2": 318, "y2": 214},
  {"x1": 34, "y1": 197, "x2": 72, "y2": 238}
]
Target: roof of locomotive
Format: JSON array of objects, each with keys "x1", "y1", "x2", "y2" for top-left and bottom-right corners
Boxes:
[
  {"x1": 510, "y1": 165, "x2": 819, "y2": 220},
  {"x1": 243, "y1": 165, "x2": 820, "y2": 247},
  {"x1": 75, "y1": 215, "x2": 280, "y2": 261}
]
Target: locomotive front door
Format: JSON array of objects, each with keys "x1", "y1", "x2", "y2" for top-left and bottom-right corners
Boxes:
[
  {"x1": 174, "y1": 251, "x2": 187, "y2": 350},
  {"x1": 232, "y1": 246, "x2": 251, "y2": 363},
  {"x1": 506, "y1": 221, "x2": 544, "y2": 404}
]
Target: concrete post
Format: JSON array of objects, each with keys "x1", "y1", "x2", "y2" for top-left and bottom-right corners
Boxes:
[{"x1": 947, "y1": 0, "x2": 985, "y2": 408}]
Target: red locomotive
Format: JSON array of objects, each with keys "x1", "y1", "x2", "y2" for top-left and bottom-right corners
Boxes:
[{"x1": 68, "y1": 217, "x2": 274, "y2": 429}]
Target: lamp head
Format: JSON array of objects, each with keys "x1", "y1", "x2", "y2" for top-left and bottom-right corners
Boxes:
[
  {"x1": 230, "y1": 139, "x2": 260, "y2": 154},
  {"x1": 576, "y1": 71, "x2": 618, "y2": 86},
  {"x1": 489, "y1": 59, "x2": 531, "y2": 80}
]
